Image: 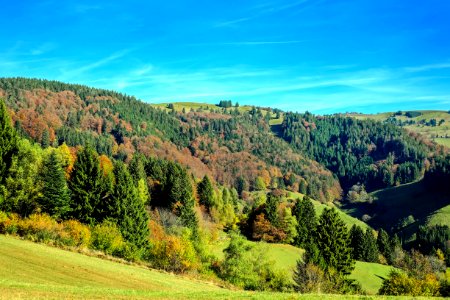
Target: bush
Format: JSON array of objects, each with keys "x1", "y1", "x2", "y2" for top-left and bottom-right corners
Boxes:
[
  {"x1": 379, "y1": 270, "x2": 441, "y2": 296},
  {"x1": 219, "y1": 232, "x2": 291, "y2": 291},
  {"x1": 60, "y1": 220, "x2": 91, "y2": 247},
  {"x1": 90, "y1": 221, "x2": 125, "y2": 255},
  {"x1": 148, "y1": 220, "x2": 200, "y2": 272}
]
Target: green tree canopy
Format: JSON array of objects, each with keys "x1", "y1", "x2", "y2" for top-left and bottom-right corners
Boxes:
[
  {"x1": 39, "y1": 150, "x2": 71, "y2": 219},
  {"x1": 313, "y1": 208, "x2": 354, "y2": 275}
]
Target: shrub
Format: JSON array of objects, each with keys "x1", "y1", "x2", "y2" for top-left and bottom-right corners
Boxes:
[
  {"x1": 60, "y1": 220, "x2": 91, "y2": 247},
  {"x1": 90, "y1": 221, "x2": 125, "y2": 255},
  {"x1": 148, "y1": 220, "x2": 200, "y2": 272},
  {"x1": 379, "y1": 270, "x2": 440, "y2": 296}
]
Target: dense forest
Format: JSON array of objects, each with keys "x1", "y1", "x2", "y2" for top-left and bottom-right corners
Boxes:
[
  {"x1": 0, "y1": 77, "x2": 449, "y2": 296},
  {"x1": 281, "y1": 112, "x2": 434, "y2": 191}
]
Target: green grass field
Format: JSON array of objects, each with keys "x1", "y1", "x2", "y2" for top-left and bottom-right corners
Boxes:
[{"x1": 0, "y1": 235, "x2": 421, "y2": 299}]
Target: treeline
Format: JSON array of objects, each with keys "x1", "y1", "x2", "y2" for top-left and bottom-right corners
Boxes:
[{"x1": 281, "y1": 112, "x2": 431, "y2": 191}]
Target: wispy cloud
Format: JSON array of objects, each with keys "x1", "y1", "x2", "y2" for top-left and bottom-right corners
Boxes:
[
  {"x1": 60, "y1": 49, "x2": 131, "y2": 80},
  {"x1": 404, "y1": 62, "x2": 450, "y2": 73},
  {"x1": 215, "y1": 0, "x2": 312, "y2": 27},
  {"x1": 30, "y1": 42, "x2": 57, "y2": 55}
]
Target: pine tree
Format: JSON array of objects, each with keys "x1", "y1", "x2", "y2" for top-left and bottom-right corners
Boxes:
[
  {"x1": 197, "y1": 175, "x2": 214, "y2": 209},
  {"x1": 68, "y1": 145, "x2": 109, "y2": 224},
  {"x1": 39, "y1": 150, "x2": 71, "y2": 219},
  {"x1": 293, "y1": 196, "x2": 317, "y2": 247},
  {"x1": 314, "y1": 208, "x2": 354, "y2": 275},
  {"x1": 377, "y1": 228, "x2": 392, "y2": 260},
  {"x1": 265, "y1": 193, "x2": 280, "y2": 226},
  {"x1": 41, "y1": 129, "x2": 50, "y2": 148},
  {"x1": 0, "y1": 99, "x2": 18, "y2": 187},
  {"x1": 350, "y1": 225, "x2": 365, "y2": 260},
  {"x1": 363, "y1": 229, "x2": 379, "y2": 262},
  {"x1": 110, "y1": 161, "x2": 149, "y2": 248}
]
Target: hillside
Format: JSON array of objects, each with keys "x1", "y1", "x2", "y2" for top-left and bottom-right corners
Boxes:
[
  {"x1": 348, "y1": 110, "x2": 450, "y2": 148},
  {"x1": 0, "y1": 77, "x2": 340, "y2": 203},
  {"x1": 1, "y1": 77, "x2": 449, "y2": 298},
  {"x1": 0, "y1": 235, "x2": 398, "y2": 298},
  {"x1": 342, "y1": 179, "x2": 450, "y2": 240}
]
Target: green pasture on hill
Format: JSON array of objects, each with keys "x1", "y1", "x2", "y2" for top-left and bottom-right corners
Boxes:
[{"x1": 0, "y1": 234, "x2": 417, "y2": 299}]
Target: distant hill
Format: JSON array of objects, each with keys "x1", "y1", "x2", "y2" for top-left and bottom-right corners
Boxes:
[{"x1": 347, "y1": 110, "x2": 450, "y2": 148}]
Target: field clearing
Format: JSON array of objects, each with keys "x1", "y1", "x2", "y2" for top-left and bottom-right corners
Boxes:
[{"x1": 0, "y1": 235, "x2": 421, "y2": 299}]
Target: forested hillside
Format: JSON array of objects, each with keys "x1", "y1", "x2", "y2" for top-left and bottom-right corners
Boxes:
[
  {"x1": 0, "y1": 77, "x2": 339, "y2": 203},
  {"x1": 0, "y1": 77, "x2": 449, "y2": 297}
]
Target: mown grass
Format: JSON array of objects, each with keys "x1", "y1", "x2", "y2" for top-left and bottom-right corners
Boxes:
[{"x1": 0, "y1": 234, "x2": 424, "y2": 299}]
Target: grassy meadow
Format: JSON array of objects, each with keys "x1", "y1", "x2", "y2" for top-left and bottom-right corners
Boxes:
[{"x1": 0, "y1": 234, "x2": 422, "y2": 300}]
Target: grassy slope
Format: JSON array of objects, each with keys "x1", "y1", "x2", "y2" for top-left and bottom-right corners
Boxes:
[
  {"x1": 0, "y1": 235, "x2": 414, "y2": 300},
  {"x1": 348, "y1": 110, "x2": 450, "y2": 147},
  {"x1": 342, "y1": 180, "x2": 450, "y2": 238},
  {"x1": 210, "y1": 234, "x2": 390, "y2": 294}
]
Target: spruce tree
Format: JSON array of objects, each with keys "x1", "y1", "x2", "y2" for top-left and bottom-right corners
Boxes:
[
  {"x1": 349, "y1": 225, "x2": 365, "y2": 260},
  {"x1": 293, "y1": 196, "x2": 317, "y2": 247},
  {"x1": 314, "y1": 208, "x2": 354, "y2": 275},
  {"x1": 377, "y1": 228, "x2": 392, "y2": 260},
  {"x1": 265, "y1": 193, "x2": 280, "y2": 226},
  {"x1": 68, "y1": 145, "x2": 108, "y2": 224},
  {"x1": 363, "y1": 229, "x2": 379, "y2": 262},
  {"x1": 39, "y1": 150, "x2": 71, "y2": 219},
  {"x1": 0, "y1": 99, "x2": 18, "y2": 187},
  {"x1": 110, "y1": 161, "x2": 149, "y2": 248},
  {"x1": 197, "y1": 175, "x2": 214, "y2": 209}
]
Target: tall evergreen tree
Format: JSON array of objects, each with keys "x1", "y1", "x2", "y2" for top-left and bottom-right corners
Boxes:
[
  {"x1": 314, "y1": 208, "x2": 354, "y2": 275},
  {"x1": 39, "y1": 150, "x2": 71, "y2": 219},
  {"x1": 197, "y1": 175, "x2": 214, "y2": 209},
  {"x1": 293, "y1": 196, "x2": 317, "y2": 247},
  {"x1": 68, "y1": 145, "x2": 109, "y2": 224},
  {"x1": 265, "y1": 193, "x2": 280, "y2": 226},
  {"x1": 110, "y1": 161, "x2": 149, "y2": 248},
  {"x1": 0, "y1": 99, "x2": 18, "y2": 187},
  {"x1": 363, "y1": 229, "x2": 379, "y2": 262},
  {"x1": 377, "y1": 228, "x2": 392, "y2": 261},
  {"x1": 349, "y1": 225, "x2": 365, "y2": 260}
]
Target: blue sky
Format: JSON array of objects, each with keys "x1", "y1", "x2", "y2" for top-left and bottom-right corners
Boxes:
[{"x1": 1, "y1": 0, "x2": 450, "y2": 113}]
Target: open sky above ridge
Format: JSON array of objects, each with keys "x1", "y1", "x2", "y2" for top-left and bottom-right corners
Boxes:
[{"x1": 1, "y1": 0, "x2": 450, "y2": 113}]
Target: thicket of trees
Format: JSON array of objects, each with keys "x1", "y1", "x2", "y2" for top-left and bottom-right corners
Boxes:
[{"x1": 281, "y1": 112, "x2": 430, "y2": 191}]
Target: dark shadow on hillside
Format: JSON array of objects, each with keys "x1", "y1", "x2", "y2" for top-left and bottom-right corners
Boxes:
[
  {"x1": 270, "y1": 124, "x2": 283, "y2": 137},
  {"x1": 341, "y1": 180, "x2": 450, "y2": 234}
]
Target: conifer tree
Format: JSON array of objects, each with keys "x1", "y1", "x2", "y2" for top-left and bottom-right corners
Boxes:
[
  {"x1": 39, "y1": 150, "x2": 71, "y2": 219},
  {"x1": 314, "y1": 208, "x2": 354, "y2": 275},
  {"x1": 110, "y1": 161, "x2": 149, "y2": 248},
  {"x1": 197, "y1": 175, "x2": 214, "y2": 209},
  {"x1": 68, "y1": 145, "x2": 109, "y2": 224},
  {"x1": 350, "y1": 225, "x2": 365, "y2": 260},
  {"x1": 0, "y1": 99, "x2": 18, "y2": 187},
  {"x1": 363, "y1": 229, "x2": 379, "y2": 262},
  {"x1": 293, "y1": 196, "x2": 317, "y2": 247},
  {"x1": 377, "y1": 228, "x2": 392, "y2": 260},
  {"x1": 265, "y1": 193, "x2": 280, "y2": 226}
]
